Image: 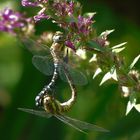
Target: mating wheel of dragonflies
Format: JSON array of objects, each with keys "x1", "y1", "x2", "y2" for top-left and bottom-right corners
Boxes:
[{"x1": 18, "y1": 32, "x2": 109, "y2": 133}]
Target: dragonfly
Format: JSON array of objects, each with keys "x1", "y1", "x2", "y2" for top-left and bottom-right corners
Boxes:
[
  {"x1": 18, "y1": 94, "x2": 109, "y2": 134},
  {"x1": 20, "y1": 31, "x2": 88, "y2": 106},
  {"x1": 18, "y1": 60, "x2": 109, "y2": 133}
]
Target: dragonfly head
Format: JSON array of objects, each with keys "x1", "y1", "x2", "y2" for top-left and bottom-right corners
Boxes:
[
  {"x1": 43, "y1": 94, "x2": 59, "y2": 113},
  {"x1": 53, "y1": 31, "x2": 65, "y2": 43},
  {"x1": 43, "y1": 94, "x2": 53, "y2": 105},
  {"x1": 35, "y1": 94, "x2": 54, "y2": 107}
]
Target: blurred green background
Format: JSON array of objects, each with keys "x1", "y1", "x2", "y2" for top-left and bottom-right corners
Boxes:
[{"x1": 0, "y1": 0, "x2": 140, "y2": 140}]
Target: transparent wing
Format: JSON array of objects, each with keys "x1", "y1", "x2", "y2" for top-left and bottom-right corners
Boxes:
[
  {"x1": 32, "y1": 55, "x2": 54, "y2": 76},
  {"x1": 58, "y1": 63, "x2": 88, "y2": 85},
  {"x1": 21, "y1": 37, "x2": 88, "y2": 85},
  {"x1": 20, "y1": 37, "x2": 55, "y2": 75},
  {"x1": 32, "y1": 54, "x2": 88, "y2": 84},
  {"x1": 18, "y1": 108, "x2": 52, "y2": 118},
  {"x1": 20, "y1": 37, "x2": 50, "y2": 56},
  {"x1": 55, "y1": 114, "x2": 109, "y2": 133}
]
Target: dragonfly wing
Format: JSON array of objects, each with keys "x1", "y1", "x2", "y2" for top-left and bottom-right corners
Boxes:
[
  {"x1": 55, "y1": 114, "x2": 109, "y2": 133},
  {"x1": 58, "y1": 63, "x2": 88, "y2": 86},
  {"x1": 32, "y1": 55, "x2": 54, "y2": 76},
  {"x1": 20, "y1": 37, "x2": 50, "y2": 56},
  {"x1": 55, "y1": 114, "x2": 87, "y2": 134},
  {"x1": 18, "y1": 108, "x2": 52, "y2": 118}
]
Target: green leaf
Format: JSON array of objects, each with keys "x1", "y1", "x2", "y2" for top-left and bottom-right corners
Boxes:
[
  {"x1": 135, "y1": 104, "x2": 140, "y2": 112},
  {"x1": 129, "y1": 54, "x2": 140, "y2": 70},
  {"x1": 125, "y1": 100, "x2": 136, "y2": 115},
  {"x1": 111, "y1": 69, "x2": 118, "y2": 81},
  {"x1": 86, "y1": 41, "x2": 105, "y2": 52},
  {"x1": 84, "y1": 12, "x2": 96, "y2": 18},
  {"x1": 93, "y1": 68, "x2": 102, "y2": 79},
  {"x1": 100, "y1": 72, "x2": 112, "y2": 86},
  {"x1": 112, "y1": 42, "x2": 127, "y2": 49},
  {"x1": 112, "y1": 47, "x2": 126, "y2": 53},
  {"x1": 112, "y1": 42, "x2": 127, "y2": 53},
  {"x1": 100, "y1": 68, "x2": 117, "y2": 86},
  {"x1": 100, "y1": 29, "x2": 115, "y2": 37},
  {"x1": 89, "y1": 54, "x2": 97, "y2": 62}
]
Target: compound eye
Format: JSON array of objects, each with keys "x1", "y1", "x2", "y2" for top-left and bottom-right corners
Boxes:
[
  {"x1": 53, "y1": 35, "x2": 64, "y2": 43},
  {"x1": 44, "y1": 96, "x2": 51, "y2": 104},
  {"x1": 58, "y1": 35, "x2": 62, "y2": 40}
]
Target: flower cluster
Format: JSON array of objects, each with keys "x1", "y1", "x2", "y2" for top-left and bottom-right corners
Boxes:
[
  {"x1": 53, "y1": 1, "x2": 74, "y2": 17},
  {"x1": 0, "y1": 8, "x2": 26, "y2": 34},
  {"x1": 21, "y1": 0, "x2": 75, "y2": 23},
  {"x1": 89, "y1": 29, "x2": 140, "y2": 114},
  {"x1": 68, "y1": 15, "x2": 94, "y2": 39},
  {"x1": 22, "y1": 0, "x2": 49, "y2": 21},
  {"x1": 21, "y1": 0, "x2": 95, "y2": 50},
  {"x1": 21, "y1": 0, "x2": 93, "y2": 34}
]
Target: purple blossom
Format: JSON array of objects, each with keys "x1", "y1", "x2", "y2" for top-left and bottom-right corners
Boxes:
[
  {"x1": 21, "y1": 0, "x2": 48, "y2": 7},
  {"x1": 69, "y1": 15, "x2": 93, "y2": 36},
  {"x1": 34, "y1": 12, "x2": 49, "y2": 22},
  {"x1": 53, "y1": 1, "x2": 74, "y2": 16},
  {"x1": 0, "y1": 8, "x2": 26, "y2": 34},
  {"x1": 21, "y1": 0, "x2": 48, "y2": 22},
  {"x1": 22, "y1": 0, "x2": 39, "y2": 7},
  {"x1": 77, "y1": 15, "x2": 93, "y2": 35},
  {"x1": 65, "y1": 40, "x2": 76, "y2": 51},
  {"x1": 33, "y1": 7, "x2": 49, "y2": 22},
  {"x1": 21, "y1": 1, "x2": 74, "y2": 22}
]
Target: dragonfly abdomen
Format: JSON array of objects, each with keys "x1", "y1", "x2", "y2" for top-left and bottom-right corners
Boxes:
[
  {"x1": 45, "y1": 63, "x2": 59, "y2": 89},
  {"x1": 59, "y1": 64, "x2": 77, "y2": 112},
  {"x1": 35, "y1": 63, "x2": 59, "y2": 107}
]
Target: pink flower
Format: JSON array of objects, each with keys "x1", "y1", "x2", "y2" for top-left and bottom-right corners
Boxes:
[
  {"x1": 0, "y1": 8, "x2": 26, "y2": 34},
  {"x1": 21, "y1": 0, "x2": 48, "y2": 7},
  {"x1": 53, "y1": 1, "x2": 74, "y2": 16},
  {"x1": 65, "y1": 40, "x2": 76, "y2": 51}
]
